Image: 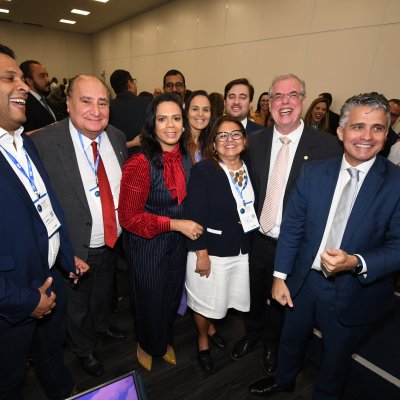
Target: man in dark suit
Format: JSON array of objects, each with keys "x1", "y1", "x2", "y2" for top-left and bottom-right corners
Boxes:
[
  {"x1": 249, "y1": 92, "x2": 400, "y2": 399},
  {"x1": 31, "y1": 75, "x2": 128, "y2": 377},
  {"x1": 0, "y1": 44, "x2": 87, "y2": 399},
  {"x1": 19, "y1": 59, "x2": 57, "y2": 132},
  {"x1": 109, "y1": 69, "x2": 151, "y2": 156},
  {"x1": 224, "y1": 78, "x2": 262, "y2": 134},
  {"x1": 231, "y1": 74, "x2": 342, "y2": 374}
]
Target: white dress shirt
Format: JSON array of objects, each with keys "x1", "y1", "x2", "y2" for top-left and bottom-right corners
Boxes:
[
  {"x1": 0, "y1": 127, "x2": 60, "y2": 268},
  {"x1": 69, "y1": 121, "x2": 122, "y2": 248}
]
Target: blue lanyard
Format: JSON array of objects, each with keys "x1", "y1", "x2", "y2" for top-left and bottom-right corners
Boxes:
[
  {"x1": 78, "y1": 132, "x2": 101, "y2": 183},
  {"x1": 0, "y1": 144, "x2": 40, "y2": 198},
  {"x1": 229, "y1": 170, "x2": 248, "y2": 206}
]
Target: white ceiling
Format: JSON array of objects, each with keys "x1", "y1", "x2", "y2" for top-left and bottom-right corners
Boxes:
[{"x1": 0, "y1": 0, "x2": 173, "y2": 34}]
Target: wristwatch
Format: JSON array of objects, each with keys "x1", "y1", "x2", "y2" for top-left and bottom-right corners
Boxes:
[{"x1": 351, "y1": 255, "x2": 363, "y2": 275}]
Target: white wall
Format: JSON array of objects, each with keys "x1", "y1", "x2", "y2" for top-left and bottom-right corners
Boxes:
[
  {"x1": 92, "y1": 0, "x2": 400, "y2": 113},
  {"x1": 0, "y1": 22, "x2": 93, "y2": 81}
]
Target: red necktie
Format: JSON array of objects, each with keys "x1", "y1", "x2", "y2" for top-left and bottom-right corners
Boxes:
[{"x1": 91, "y1": 141, "x2": 118, "y2": 248}]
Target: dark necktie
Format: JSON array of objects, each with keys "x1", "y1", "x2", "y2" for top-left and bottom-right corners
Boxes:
[{"x1": 91, "y1": 141, "x2": 118, "y2": 248}]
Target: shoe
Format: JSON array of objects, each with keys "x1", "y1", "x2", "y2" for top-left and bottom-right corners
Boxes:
[
  {"x1": 208, "y1": 332, "x2": 226, "y2": 350},
  {"x1": 162, "y1": 345, "x2": 177, "y2": 365},
  {"x1": 197, "y1": 349, "x2": 213, "y2": 372},
  {"x1": 97, "y1": 325, "x2": 126, "y2": 341},
  {"x1": 262, "y1": 347, "x2": 278, "y2": 374},
  {"x1": 137, "y1": 344, "x2": 152, "y2": 371},
  {"x1": 77, "y1": 353, "x2": 104, "y2": 377},
  {"x1": 70, "y1": 385, "x2": 83, "y2": 396},
  {"x1": 248, "y1": 376, "x2": 295, "y2": 397},
  {"x1": 231, "y1": 336, "x2": 259, "y2": 360}
]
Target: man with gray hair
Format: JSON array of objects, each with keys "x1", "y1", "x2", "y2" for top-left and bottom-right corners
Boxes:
[
  {"x1": 249, "y1": 92, "x2": 400, "y2": 398},
  {"x1": 231, "y1": 74, "x2": 342, "y2": 374}
]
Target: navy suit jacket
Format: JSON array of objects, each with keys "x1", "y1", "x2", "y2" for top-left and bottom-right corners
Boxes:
[
  {"x1": 184, "y1": 159, "x2": 251, "y2": 256},
  {"x1": 0, "y1": 134, "x2": 75, "y2": 327},
  {"x1": 246, "y1": 119, "x2": 263, "y2": 135},
  {"x1": 276, "y1": 156, "x2": 400, "y2": 326}
]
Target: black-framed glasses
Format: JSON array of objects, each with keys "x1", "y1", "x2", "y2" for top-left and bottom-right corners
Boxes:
[
  {"x1": 215, "y1": 130, "x2": 244, "y2": 142},
  {"x1": 165, "y1": 82, "x2": 184, "y2": 90},
  {"x1": 269, "y1": 91, "x2": 304, "y2": 101}
]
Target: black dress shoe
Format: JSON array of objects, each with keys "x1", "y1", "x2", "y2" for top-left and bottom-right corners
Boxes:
[
  {"x1": 248, "y1": 376, "x2": 295, "y2": 397},
  {"x1": 208, "y1": 332, "x2": 227, "y2": 350},
  {"x1": 197, "y1": 349, "x2": 213, "y2": 372},
  {"x1": 97, "y1": 325, "x2": 126, "y2": 341},
  {"x1": 231, "y1": 336, "x2": 259, "y2": 360},
  {"x1": 78, "y1": 353, "x2": 104, "y2": 377},
  {"x1": 262, "y1": 347, "x2": 278, "y2": 374}
]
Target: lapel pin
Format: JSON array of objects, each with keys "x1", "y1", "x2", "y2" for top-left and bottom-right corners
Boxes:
[{"x1": 304, "y1": 155, "x2": 309, "y2": 160}]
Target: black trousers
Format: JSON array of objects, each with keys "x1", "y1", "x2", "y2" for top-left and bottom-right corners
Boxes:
[
  {"x1": 65, "y1": 246, "x2": 116, "y2": 357},
  {"x1": 0, "y1": 267, "x2": 74, "y2": 400},
  {"x1": 243, "y1": 232, "x2": 285, "y2": 348}
]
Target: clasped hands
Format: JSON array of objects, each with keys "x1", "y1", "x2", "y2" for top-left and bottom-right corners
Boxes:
[{"x1": 31, "y1": 256, "x2": 90, "y2": 319}]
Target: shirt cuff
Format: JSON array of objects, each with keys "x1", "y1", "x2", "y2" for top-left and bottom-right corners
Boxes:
[
  {"x1": 355, "y1": 253, "x2": 367, "y2": 276},
  {"x1": 273, "y1": 271, "x2": 287, "y2": 280}
]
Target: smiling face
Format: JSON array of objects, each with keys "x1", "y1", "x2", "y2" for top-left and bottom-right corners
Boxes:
[
  {"x1": 269, "y1": 77, "x2": 305, "y2": 134},
  {"x1": 187, "y1": 95, "x2": 211, "y2": 134},
  {"x1": 259, "y1": 94, "x2": 269, "y2": 112},
  {"x1": 27, "y1": 63, "x2": 51, "y2": 96},
  {"x1": 155, "y1": 101, "x2": 183, "y2": 152},
  {"x1": 337, "y1": 105, "x2": 388, "y2": 167},
  {"x1": 311, "y1": 101, "x2": 327, "y2": 124},
  {"x1": 214, "y1": 120, "x2": 246, "y2": 163},
  {"x1": 66, "y1": 76, "x2": 110, "y2": 140},
  {"x1": 224, "y1": 84, "x2": 251, "y2": 120},
  {"x1": 0, "y1": 53, "x2": 29, "y2": 134}
]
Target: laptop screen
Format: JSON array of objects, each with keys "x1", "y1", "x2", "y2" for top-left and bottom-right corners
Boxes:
[{"x1": 67, "y1": 371, "x2": 143, "y2": 400}]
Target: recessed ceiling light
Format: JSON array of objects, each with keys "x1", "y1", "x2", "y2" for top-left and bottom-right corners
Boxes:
[
  {"x1": 71, "y1": 9, "x2": 90, "y2": 16},
  {"x1": 0, "y1": 9, "x2": 10, "y2": 14},
  {"x1": 93, "y1": 0, "x2": 109, "y2": 3},
  {"x1": 60, "y1": 19, "x2": 76, "y2": 25}
]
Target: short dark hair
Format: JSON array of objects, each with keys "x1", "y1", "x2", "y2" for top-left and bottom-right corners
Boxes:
[
  {"x1": 141, "y1": 92, "x2": 187, "y2": 168},
  {"x1": 110, "y1": 69, "x2": 132, "y2": 95},
  {"x1": 19, "y1": 60, "x2": 40, "y2": 80},
  {"x1": 163, "y1": 69, "x2": 185, "y2": 88},
  {"x1": 319, "y1": 92, "x2": 333, "y2": 107},
  {"x1": 389, "y1": 99, "x2": 400, "y2": 107},
  {"x1": 0, "y1": 44, "x2": 15, "y2": 59},
  {"x1": 224, "y1": 78, "x2": 254, "y2": 102}
]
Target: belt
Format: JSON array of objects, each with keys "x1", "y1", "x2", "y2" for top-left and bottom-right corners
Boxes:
[{"x1": 256, "y1": 231, "x2": 278, "y2": 244}]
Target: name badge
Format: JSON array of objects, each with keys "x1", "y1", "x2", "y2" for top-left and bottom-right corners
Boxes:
[
  {"x1": 238, "y1": 201, "x2": 260, "y2": 233},
  {"x1": 34, "y1": 193, "x2": 61, "y2": 237}
]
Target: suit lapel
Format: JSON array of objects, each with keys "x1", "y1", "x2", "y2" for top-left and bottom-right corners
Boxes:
[
  {"x1": 341, "y1": 158, "x2": 385, "y2": 245},
  {"x1": 55, "y1": 121, "x2": 91, "y2": 214},
  {"x1": 106, "y1": 126, "x2": 124, "y2": 168}
]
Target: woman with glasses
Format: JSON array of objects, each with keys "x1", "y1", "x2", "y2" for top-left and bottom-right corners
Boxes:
[
  {"x1": 119, "y1": 93, "x2": 203, "y2": 372},
  {"x1": 184, "y1": 115, "x2": 259, "y2": 372}
]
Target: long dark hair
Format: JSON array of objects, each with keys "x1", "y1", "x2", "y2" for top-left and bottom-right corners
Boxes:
[
  {"x1": 255, "y1": 91, "x2": 269, "y2": 113},
  {"x1": 141, "y1": 93, "x2": 187, "y2": 168},
  {"x1": 185, "y1": 90, "x2": 212, "y2": 158}
]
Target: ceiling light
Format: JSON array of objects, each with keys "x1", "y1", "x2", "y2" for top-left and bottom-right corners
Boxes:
[
  {"x1": 60, "y1": 19, "x2": 76, "y2": 25},
  {"x1": 0, "y1": 9, "x2": 10, "y2": 14},
  {"x1": 71, "y1": 9, "x2": 90, "y2": 16},
  {"x1": 93, "y1": 0, "x2": 109, "y2": 3}
]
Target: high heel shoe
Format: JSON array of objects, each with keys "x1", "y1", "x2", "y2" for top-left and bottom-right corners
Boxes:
[
  {"x1": 162, "y1": 345, "x2": 177, "y2": 365},
  {"x1": 198, "y1": 349, "x2": 213, "y2": 372},
  {"x1": 137, "y1": 344, "x2": 152, "y2": 371}
]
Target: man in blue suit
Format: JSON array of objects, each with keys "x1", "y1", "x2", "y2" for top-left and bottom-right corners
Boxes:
[
  {"x1": 0, "y1": 44, "x2": 87, "y2": 399},
  {"x1": 249, "y1": 92, "x2": 400, "y2": 399}
]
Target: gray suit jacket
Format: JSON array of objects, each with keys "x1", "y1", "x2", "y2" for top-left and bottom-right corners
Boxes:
[{"x1": 30, "y1": 118, "x2": 128, "y2": 260}]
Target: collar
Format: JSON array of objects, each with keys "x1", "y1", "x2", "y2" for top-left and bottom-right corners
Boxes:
[
  {"x1": 340, "y1": 155, "x2": 375, "y2": 176},
  {"x1": 29, "y1": 90, "x2": 44, "y2": 102},
  {"x1": 272, "y1": 119, "x2": 304, "y2": 144},
  {"x1": 0, "y1": 126, "x2": 25, "y2": 147},
  {"x1": 69, "y1": 119, "x2": 103, "y2": 150}
]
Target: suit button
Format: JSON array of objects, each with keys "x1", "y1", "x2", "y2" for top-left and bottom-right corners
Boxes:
[{"x1": 86, "y1": 222, "x2": 92, "y2": 226}]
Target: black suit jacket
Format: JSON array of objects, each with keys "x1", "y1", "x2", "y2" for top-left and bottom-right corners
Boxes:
[
  {"x1": 246, "y1": 119, "x2": 263, "y2": 135},
  {"x1": 23, "y1": 92, "x2": 56, "y2": 133},
  {"x1": 110, "y1": 91, "x2": 151, "y2": 155},
  {"x1": 184, "y1": 159, "x2": 251, "y2": 256},
  {"x1": 248, "y1": 125, "x2": 343, "y2": 217}
]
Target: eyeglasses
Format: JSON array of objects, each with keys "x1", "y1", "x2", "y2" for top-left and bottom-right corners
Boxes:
[
  {"x1": 165, "y1": 82, "x2": 184, "y2": 90},
  {"x1": 215, "y1": 130, "x2": 244, "y2": 142},
  {"x1": 130, "y1": 78, "x2": 137, "y2": 84},
  {"x1": 269, "y1": 91, "x2": 304, "y2": 101}
]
